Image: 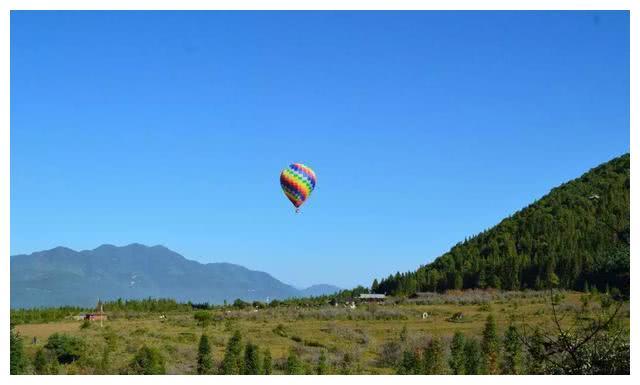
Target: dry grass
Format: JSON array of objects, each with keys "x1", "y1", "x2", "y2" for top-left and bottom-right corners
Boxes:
[{"x1": 13, "y1": 291, "x2": 629, "y2": 374}]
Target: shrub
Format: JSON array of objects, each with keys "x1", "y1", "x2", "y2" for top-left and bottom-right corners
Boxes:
[
  {"x1": 262, "y1": 348, "x2": 272, "y2": 374},
  {"x1": 193, "y1": 311, "x2": 213, "y2": 327},
  {"x1": 220, "y1": 330, "x2": 243, "y2": 374},
  {"x1": 285, "y1": 349, "x2": 304, "y2": 374},
  {"x1": 449, "y1": 331, "x2": 466, "y2": 374},
  {"x1": 423, "y1": 337, "x2": 447, "y2": 374},
  {"x1": 128, "y1": 345, "x2": 166, "y2": 374},
  {"x1": 481, "y1": 314, "x2": 500, "y2": 374},
  {"x1": 197, "y1": 335, "x2": 213, "y2": 374},
  {"x1": 243, "y1": 342, "x2": 261, "y2": 375},
  {"x1": 45, "y1": 333, "x2": 86, "y2": 364},
  {"x1": 378, "y1": 340, "x2": 402, "y2": 367}
]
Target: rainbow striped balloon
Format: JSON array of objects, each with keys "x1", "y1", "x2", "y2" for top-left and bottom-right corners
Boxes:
[{"x1": 280, "y1": 163, "x2": 317, "y2": 212}]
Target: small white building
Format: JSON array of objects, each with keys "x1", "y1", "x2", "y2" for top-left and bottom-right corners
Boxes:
[{"x1": 358, "y1": 294, "x2": 386, "y2": 302}]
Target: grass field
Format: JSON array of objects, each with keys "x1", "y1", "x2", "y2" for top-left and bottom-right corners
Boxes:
[{"x1": 13, "y1": 290, "x2": 630, "y2": 374}]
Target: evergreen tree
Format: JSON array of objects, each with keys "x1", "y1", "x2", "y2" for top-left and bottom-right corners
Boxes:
[
  {"x1": 129, "y1": 346, "x2": 166, "y2": 374},
  {"x1": 397, "y1": 350, "x2": 419, "y2": 374},
  {"x1": 197, "y1": 334, "x2": 213, "y2": 374},
  {"x1": 317, "y1": 350, "x2": 328, "y2": 374},
  {"x1": 220, "y1": 330, "x2": 243, "y2": 375},
  {"x1": 371, "y1": 278, "x2": 380, "y2": 293},
  {"x1": 481, "y1": 314, "x2": 500, "y2": 374},
  {"x1": 501, "y1": 324, "x2": 523, "y2": 374},
  {"x1": 423, "y1": 338, "x2": 447, "y2": 374},
  {"x1": 525, "y1": 329, "x2": 546, "y2": 374},
  {"x1": 262, "y1": 348, "x2": 272, "y2": 374},
  {"x1": 286, "y1": 349, "x2": 304, "y2": 374},
  {"x1": 243, "y1": 342, "x2": 261, "y2": 375},
  {"x1": 10, "y1": 328, "x2": 29, "y2": 374},
  {"x1": 463, "y1": 338, "x2": 482, "y2": 375},
  {"x1": 33, "y1": 348, "x2": 48, "y2": 375},
  {"x1": 449, "y1": 331, "x2": 466, "y2": 374}
]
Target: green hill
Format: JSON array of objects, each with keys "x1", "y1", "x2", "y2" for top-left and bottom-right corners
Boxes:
[{"x1": 373, "y1": 154, "x2": 630, "y2": 296}]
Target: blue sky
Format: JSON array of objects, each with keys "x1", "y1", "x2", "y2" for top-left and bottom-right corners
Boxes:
[{"x1": 11, "y1": 11, "x2": 629, "y2": 289}]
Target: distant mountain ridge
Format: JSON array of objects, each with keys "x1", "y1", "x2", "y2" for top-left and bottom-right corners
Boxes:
[{"x1": 10, "y1": 244, "x2": 341, "y2": 308}]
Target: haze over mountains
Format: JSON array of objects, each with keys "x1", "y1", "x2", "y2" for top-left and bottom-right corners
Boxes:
[{"x1": 10, "y1": 244, "x2": 341, "y2": 308}]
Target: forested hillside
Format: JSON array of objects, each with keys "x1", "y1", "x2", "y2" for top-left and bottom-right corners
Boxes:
[{"x1": 373, "y1": 154, "x2": 630, "y2": 295}]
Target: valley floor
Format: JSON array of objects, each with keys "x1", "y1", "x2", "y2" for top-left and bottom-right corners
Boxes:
[{"x1": 12, "y1": 290, "x2": 630, "y2": 374}]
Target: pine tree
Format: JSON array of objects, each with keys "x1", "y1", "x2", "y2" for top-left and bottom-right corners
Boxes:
[
  {"x1": 525, "y1": 329, "x2": 546, "y2": 374},
  {"x1": 243, "y1": 342, "x2": 261, "y2": 375},
  {"x1": 129, "y1": 346, "x2": 166, "y2": 374},
  {"x1": 10, "y1": 328, "x2": 29, "y2": 374},
  {"x1": 501, "y1": 324, "x2": 523, "y2": 374},
  {"x1": 397, "y1": 350, "x2": 419, "y2": 374},
  {"x1": 33, "y1": 348, "x2": 48, "y2": 374},
  {"x1": 220, "y1": 330, "x2": 243, "y2": 375},
  {"x1": 449, "y1": 331, "x2": 466, "y2": 374},
  {"x1": 286, "y1": 349, "x2": 304, "y2": 374},
  {"x1": 317, "y1": 350, "x2": 328, "y2": 374},
  {"x1": 423, "y1": 337, "x2": 447, "y2": 374},
  {"x1": 262, "y1": 348, "x2": 272, "y2": 374},
  {"x1": 463, "y1": 338, "x2": 482, "y2": 374},
  {"x1": 197, "y1": 334, "x2": 213, "y2": 374},
  {"x1": 481, "y1": 314, "x2": 500, "y2": 374}
]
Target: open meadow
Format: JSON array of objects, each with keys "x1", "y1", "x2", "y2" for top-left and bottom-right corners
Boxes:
[{"x1": 11, "y1": 290, "x2": 630, "y2": 374}]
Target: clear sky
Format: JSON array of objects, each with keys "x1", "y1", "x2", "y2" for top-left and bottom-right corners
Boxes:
[{"x1": 10, "y1": 11, "x2": 629, "y2": 289}]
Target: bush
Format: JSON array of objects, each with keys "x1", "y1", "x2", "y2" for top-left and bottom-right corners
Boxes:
[
  {"x1": 128, "y1": 346, "x2": 166, "y2": 374},
  {"x1": 193, "y1": 311, "x2": 213, "y2": 327},
  {"x1": 378, "y1": 340, "x2": 402, "y2": 367},
  {"x1": 272, "y1": 323, "x2": 287, "y2": 337},
  {"x1": 45, "y1": 333, "x2": 86, "y2": 364},
  {"x1": 197, "y1": 335, "x2": 213, "y2": 374},
  {"x1": 285, "y1": 350, "x2": 304, "y2": 374}
]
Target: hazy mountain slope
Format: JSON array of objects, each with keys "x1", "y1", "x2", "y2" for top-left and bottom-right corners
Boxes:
[
  {"x1": 373, "y1": 154, "x2": 630, "y2": 295},
  {"x1": 300, "y1": 284, "x2": 342, "y2": 297},
  {"x1": 10, "y1": 244, "x2": 329, "y2": 308}
]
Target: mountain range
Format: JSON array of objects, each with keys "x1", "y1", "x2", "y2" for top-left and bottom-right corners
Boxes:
[{"x1": 10, "y1": 244, "x2": 341, "y2": 308}]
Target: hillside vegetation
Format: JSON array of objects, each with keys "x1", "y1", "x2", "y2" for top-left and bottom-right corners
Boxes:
[{"x1": 373, "y1": 154, "x2": 629, "y2": 296}]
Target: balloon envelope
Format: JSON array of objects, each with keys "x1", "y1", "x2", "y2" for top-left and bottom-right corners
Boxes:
[{"x1": 280, "y1": 163, "x2": 316, "y2": 210}]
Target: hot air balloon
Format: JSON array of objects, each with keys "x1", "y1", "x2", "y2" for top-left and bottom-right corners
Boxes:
[{"x1": 280, "y1": 163, "x2": 316, "y2": 213}]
